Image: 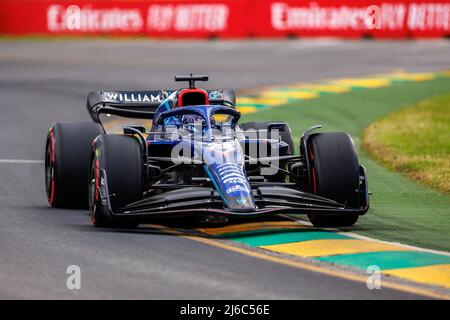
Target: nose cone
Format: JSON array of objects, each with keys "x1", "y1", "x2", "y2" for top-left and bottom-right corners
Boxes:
[
  {"x1": 203, "y1": 161, "x2": 256, "y2": 213},
  {"x1": 226, "y1": 195, "x2": 257, "y2": 212},
  {"x1": 201, "y1": 139, "x2": 256, "y2": 213}
]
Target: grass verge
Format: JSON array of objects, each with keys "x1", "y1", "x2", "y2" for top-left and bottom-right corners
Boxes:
[
  {"x1": 242, "y1": 78, "x2": 450, "y2": 251},
  {"x1": 363, "y1": 94, "x2": 450, "y2": 195}
]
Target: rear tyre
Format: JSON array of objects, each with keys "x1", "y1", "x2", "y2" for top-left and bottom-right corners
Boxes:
[
  {"x1": 89, "y1": 134, "x2": 143, "y2": 228},
  {"x1": 240, "y1": 121, "x2": 295, "y2": 154},
  {"x1": 45, "y1": 122, "x2": 103, "y2": 208},
  {"x1": 306, "y1": 132, "x2": 360, "y2": 227}
]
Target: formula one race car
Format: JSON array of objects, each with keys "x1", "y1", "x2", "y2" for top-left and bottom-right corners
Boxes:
[{"x1": 45, "y1": 74, "x2": 369, "y2": 228}]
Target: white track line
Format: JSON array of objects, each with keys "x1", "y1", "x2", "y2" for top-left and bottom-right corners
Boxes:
[{"x1": 0, "y1": 159, "x2": 44, "y2": 164}]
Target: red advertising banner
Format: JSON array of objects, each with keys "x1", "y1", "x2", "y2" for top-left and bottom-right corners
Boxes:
[
  {"x1": 0, "y1": 0, "x2": 448, "y2": 38},
  {"x1": 405, "y1": 0, "x2": 450, "y2": 37},
  {"x1": 251, "y1": 0, "x2": 409, "y2": 38},
  {"x1": 254, "y1": 0, "x2": 449, "y2": 38},
  {"x1": 0, "y1": 0, "x2": 250, "y2": 38}
]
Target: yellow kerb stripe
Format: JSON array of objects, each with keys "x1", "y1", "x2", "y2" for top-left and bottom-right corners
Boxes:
[
  {"x1": 236, "y1": 106, "x2": 258, "y2": 114},
  {"x1": 293, "y1": 84, "x2": 352, "y2": 93},
  {"x1": 198, "y1": 220, "x2": 306, "y2": 235},
  {"x1": 236, "y1": 97, "x2": 289, "y2": 105},
  {"x1": 384, "y1": 264, "x2": 450, "y2": 289},
  {"x1": 261, "y1": 239, "x2": 411, "y2": 258},
  {"x1": 330, "y1": 78, "x2": 392, "y2": 88},
  {"x1": 260, "y1": 90, "x2": 318, "y2": 100},
  {"x1": 389, "y1": 73, "x2": 436, "y2": 82}
]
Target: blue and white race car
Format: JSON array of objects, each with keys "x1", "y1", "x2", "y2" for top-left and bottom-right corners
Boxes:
[{"x1": 45, "y1": 74, "x2": 369, "y2": 228}]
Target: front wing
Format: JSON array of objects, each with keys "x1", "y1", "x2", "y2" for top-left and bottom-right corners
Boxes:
[{"x1": 98, "y1": 170, "x2": 369, "y2": 222}]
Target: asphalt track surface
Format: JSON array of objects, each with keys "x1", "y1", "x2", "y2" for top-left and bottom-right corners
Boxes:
[{"x1": 0, "y1": 39, "x2": 449, "y2": 299}]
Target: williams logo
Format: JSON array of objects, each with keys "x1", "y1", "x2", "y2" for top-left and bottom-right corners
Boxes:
[{"x1": 103, "y1": 91, "x2": 163, "y2": 103}]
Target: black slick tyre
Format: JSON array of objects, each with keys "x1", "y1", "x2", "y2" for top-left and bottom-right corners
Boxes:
[
  {"x1": 89, "y1": 134, "x2": 143, "y2": 228},
  {"x1": 45, "y1": 122, "x2": 103, "y2": 208},
  {"x1": 307, "y1": 132, "x2": 360, "y2": 227}
]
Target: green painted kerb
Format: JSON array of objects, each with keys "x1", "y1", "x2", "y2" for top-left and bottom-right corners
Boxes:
[
  {"x1": 218, "y1": 229, "x2": 349, "y2": 247},
  {"x1": 316, "y1": 251, "x2": 450, "y2": 270}
]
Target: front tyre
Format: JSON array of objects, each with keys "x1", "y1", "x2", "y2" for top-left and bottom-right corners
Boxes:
[
  {"x1": 306, "y1": 132, "x2": 360, "y2": 227},
  {"x1": 89, "y1": 134, "x2": 143, "y2": 228}
]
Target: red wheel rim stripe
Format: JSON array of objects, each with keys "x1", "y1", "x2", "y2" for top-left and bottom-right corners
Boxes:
[
  {"x1": 48, "y1": 131, "x2": 55, "y2": 205},
  {"x1": 95, "y1": 158, "x2": 100, "y2": 202},
  {"x1": 311, "y1": 166, "x2": 317, "y2": 194},
  {"x1": 308, "y1": 144, "x2": 317, "y2": 194}
]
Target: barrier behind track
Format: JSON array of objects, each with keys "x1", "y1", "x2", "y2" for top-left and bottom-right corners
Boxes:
[{"x1": 0, "y1": 0, "x2": 448, "y2": 38}]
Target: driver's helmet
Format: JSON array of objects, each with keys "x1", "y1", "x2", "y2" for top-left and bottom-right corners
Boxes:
[{"x1": 181, "y1": 114, "x2": 215, "y2": 131}]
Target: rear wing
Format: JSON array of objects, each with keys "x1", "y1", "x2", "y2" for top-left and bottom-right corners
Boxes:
[{"x1": 86, "y1": 89, "x2": 236, "y2": 122}]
